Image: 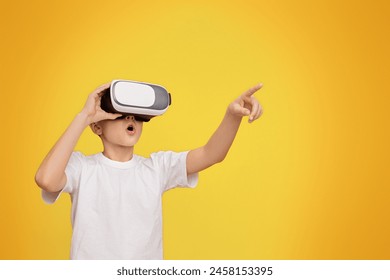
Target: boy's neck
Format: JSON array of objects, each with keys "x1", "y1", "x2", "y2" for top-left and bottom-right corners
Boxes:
[{"x1": 102, "y1": 146, "x2": 134, "y2": 162}]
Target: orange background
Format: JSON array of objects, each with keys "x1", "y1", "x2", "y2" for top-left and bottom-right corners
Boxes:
[{"x1": 0, "y1": 0, "x2": 389, "y2": 259}]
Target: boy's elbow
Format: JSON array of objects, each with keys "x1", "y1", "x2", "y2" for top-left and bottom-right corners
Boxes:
[
  {"x1": 213, "y1": 153, "x2": 226, "y2": 164},
  {"x1": 34, "y1": 171, "x2": 63, "y2": 193},
  {"x1": 219, "y1": 154, "x2": 228, "y2": 163},
  {"x1": 202, "y1": 146, "x2": 227, "y2": 165},
  {"x1": 34, "y1": 172, "x2": 51, "y2": 192}
]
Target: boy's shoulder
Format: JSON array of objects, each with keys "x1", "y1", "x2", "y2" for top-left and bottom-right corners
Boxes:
[
  {"x1": 70, "y1": 151, "x2": 99, "y2": 163},
  {"x1": 138, "y1": 151, "x2": 186, "y2": 166}
]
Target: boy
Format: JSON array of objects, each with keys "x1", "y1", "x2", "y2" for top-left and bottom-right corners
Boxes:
[{"x1": 35, "y1": 81, "x2": 263, "y2": 259}]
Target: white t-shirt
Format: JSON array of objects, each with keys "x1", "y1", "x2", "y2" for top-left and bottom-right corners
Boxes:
[{"x1": 42, "y1": 151, "x2": 198, "y2": 260}]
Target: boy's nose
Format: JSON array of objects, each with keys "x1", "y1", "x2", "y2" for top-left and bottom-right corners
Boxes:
[{"x1": 125, "y1": 115, "x2": 135, "y2": 121}]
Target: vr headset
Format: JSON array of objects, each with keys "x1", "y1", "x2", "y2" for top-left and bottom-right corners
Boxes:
[{"x1": 101, "y1": 79, "x2": 171, "y2": 122}]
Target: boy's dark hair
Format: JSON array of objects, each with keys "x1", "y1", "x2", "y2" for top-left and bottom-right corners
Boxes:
[{"x1": 100, "y1": 88, "x2": 115, "y2": 114}]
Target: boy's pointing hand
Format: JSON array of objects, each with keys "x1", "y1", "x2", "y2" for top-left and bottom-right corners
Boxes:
[{"x1": 228, "y1": 83, "x2": 263, "y2": 123}]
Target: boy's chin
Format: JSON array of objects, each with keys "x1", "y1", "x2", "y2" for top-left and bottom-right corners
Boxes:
[
  {"x1": 102, "y1": 139, "x2": 140, "y2": 149},
  {"x1": 120, "y1": 141, "x2": 138, "y2": 147}
]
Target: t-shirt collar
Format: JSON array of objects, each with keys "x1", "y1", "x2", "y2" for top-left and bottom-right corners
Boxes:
[{"x1": 97, "y1": 152, "x2": 137, "y2": 169}]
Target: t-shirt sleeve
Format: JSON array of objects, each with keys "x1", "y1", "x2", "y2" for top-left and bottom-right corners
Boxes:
[
  {"x1": 151, "y1": 151, "x2": 199, "y2": 192},
  {"x1": 41, "y1": 151, "x2": 84, "y2": 204}
]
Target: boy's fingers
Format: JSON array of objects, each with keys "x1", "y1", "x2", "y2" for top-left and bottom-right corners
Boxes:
[
  {"x1": 96, "y1": 83, "x2": 111, "y2": 97},
  {"x1": 232, "y1": 103, "x2": 250, "y2": 116},
  {"x1": 97, "y1": 89, "x2": 108, "y2": 98},
  {"x1": 253, "y1": 104, "x2": 263, "y2": 121},
  {"x1": 89, "y1": 83, "x2": 110, "y2": 99},
  {"x1": 243, "y1": 83, "x2": 263, "y2": 97},
  {"x1": 241, "y1": 106, "x2": 251, "y2": 116},
  {"x1": 258, "y1": 108, "x2": 263, "y2": 119},
  {"x1": 248, "y1": 98, "x2": 259, "y2": 122},
  {"x1": 248, "y1": 101, "x2": 264, "y2": 123},
  {"x1": 98, "y1": 82, "x2": 111, "y2": 89}
]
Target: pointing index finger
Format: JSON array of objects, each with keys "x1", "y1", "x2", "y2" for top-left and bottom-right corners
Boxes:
[{"x1": 243, "y1": 83, "x2": 263, "y2": 97}]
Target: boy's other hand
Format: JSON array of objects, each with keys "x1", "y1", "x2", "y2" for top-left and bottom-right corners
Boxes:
[
  {"x1": 80, "y1": 83, "x2": 122, "y2": 124},
  {"x1": 227, "y1": 83, "x2": 263, "y2": 123}
]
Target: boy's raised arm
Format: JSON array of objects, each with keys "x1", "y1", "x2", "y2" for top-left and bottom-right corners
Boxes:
[
  {"x1": 186, "y1": 83, "x2": 263, "y2": 175},
  {"x1": 35, "y1": 83, "x2": 121, "y2": 193}
]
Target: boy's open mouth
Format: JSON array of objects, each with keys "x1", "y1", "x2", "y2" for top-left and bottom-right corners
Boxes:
[{"x1": 127, "y1": 124, "x2": 134, "y2": 132}]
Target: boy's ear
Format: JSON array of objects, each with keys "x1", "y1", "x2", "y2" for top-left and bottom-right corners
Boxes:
[{"x1": 90, "y1": 122, "x2": 102, "y2": 136}]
